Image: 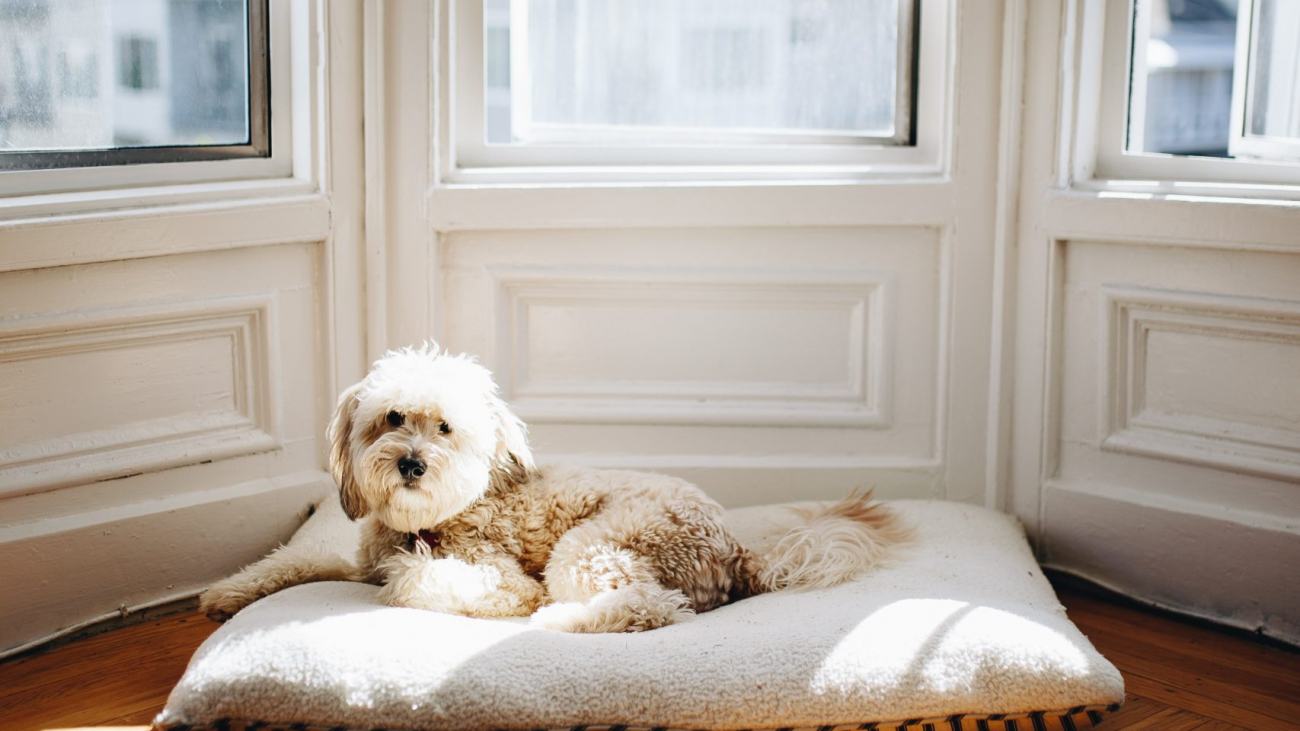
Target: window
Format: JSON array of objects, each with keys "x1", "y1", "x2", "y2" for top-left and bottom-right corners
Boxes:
[
  {"x1": 1093, "y1": 0, "x2": 1300, "y2": 185},
  {"x1": 0, "y1": 0, "x2": 269, "y2": 171},
  {"x1": 487, "y1": 0, "x2": 912, "y2": 146},
  {"x1": 447, "y1": 0, "x2": 940, "y2": 181}
]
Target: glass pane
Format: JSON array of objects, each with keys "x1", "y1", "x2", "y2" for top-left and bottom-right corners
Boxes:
[
  {"x1": 1247, "y1": 0, "x2": 1300, "y2": 140},
  {"x1": 1127, "y1": 0, "x2": 1239, "y2": 157},
  {"x1": 485, "y1": 0, "x2": 908, "y2": 145},
  {"x1": 0, "y1": 0, "x2": 250, "y2": 153}
]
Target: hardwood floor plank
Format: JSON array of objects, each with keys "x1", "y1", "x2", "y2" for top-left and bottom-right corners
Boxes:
[
  {"x1": 5, "y1": 662, "x2": 183, "y2": 731},
  {"x1": 0, "y1": 613, "x2": 215, "y2": 700},
  {"x1": 1066, "y1": 612, "x2": 1300, "y2": 699},
  {"x1": 0, "y1": 612, "x2": 217, "y2": 731},
  {"x1": 1054, "y1": 581, "x2": 1300, "y2": 731},
  {"x1": 1108, "y1": 707, "x2": 1216, "y2": 731},
  {"x1": 1091, "y1": 695, "x2": 1173, "y2": 730},
  {"x1": 1186, "y1": 720, "x2": 1253, "y2": 731},
  {"x1": 1063, "y1": 621, "x2": 1300, "y2": 722},
  {"x1": 1060, "y1": 589, "x2": 1300, "y2": 682},
  {"x1": 1156, "y1": 711, "x2": 1226, "y2": 731},
  {"x1": 1122, "y1": 674, "x2": 1298, "y2": 731}
]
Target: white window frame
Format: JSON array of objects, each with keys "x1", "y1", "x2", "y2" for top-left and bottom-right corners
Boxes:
[
  {"x1": 0, "y1": 0, "x2": 307, "y2": 208},
  {"x1": 1228, "y1": 0, "x2": 1300, "y2": 162},
  {"x1": 1088, "y1": 0, "x2": 1300, "y2": 195},
  {"x1": 439, "y1": 0, "x2": 951, "y2": 185}
]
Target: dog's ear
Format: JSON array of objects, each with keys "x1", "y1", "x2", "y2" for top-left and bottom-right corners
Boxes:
[
  {"x1": 328, "y1": 382, "x2": 369, "y2": 521},
  {"x1": 488, "y1": 392, "x2": 535, "y2": 483}
]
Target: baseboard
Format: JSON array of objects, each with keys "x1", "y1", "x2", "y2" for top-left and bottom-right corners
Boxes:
[
  {"x1": 0, "y1": 470, "x2": 332, "y2": 657},
  {"x1": 1043, "y1": 567, "x2": 1299, "y2": 651}
]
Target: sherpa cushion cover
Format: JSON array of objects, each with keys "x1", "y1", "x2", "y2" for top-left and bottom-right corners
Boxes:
[{"x1": 155, "y1": 499, "x2": 1124, "y2": 731}]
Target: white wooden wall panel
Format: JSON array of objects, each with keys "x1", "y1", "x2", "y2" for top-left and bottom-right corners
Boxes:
[
  {"x1": 0, "y1": 473, "x2": 324, "y2": 657},
  {"x1": 357, "y1": 0, "x2": 1012, "y2": 510},
  {"x1": 0, "y1": 242, "x2": 332, "y2": 652},
  {"x1": 489, "y1": 266, "x2": 893, "y2": 428},
  {"x1": 8, "y1": 0, "x2": 1290, "y2": 655},
  {"x1": 0, "y1": 2, "x2": 366, "y2": 657},
  {"x1": 1099, "y1": 287, "x2": 1300, "y2": 482},
  {"x1": 1011, "y1": 0, "x2": 1300, "y2": 643},
  {"x1": 1049, "y1": 241, "x2": 1300, "y2": 520},
  {"x1": 0, "y1": 296, "x2": 278, "y2": 495},
  {"x1": 436, "y1": 226, "x2": 949, "y2": 505}
]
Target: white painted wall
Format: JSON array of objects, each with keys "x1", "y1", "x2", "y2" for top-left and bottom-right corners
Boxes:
[
  {"x1": 371, "y1": 0, "x2": 1009, "y2": 510},
  {"x1": 0, "y1": 1, "x2": 367, "y2": 657},
  {"x1": 2, "y1": 0, "x2": 1296, "y2": 657},
  {"x1": 1009, "y1": 0, "x2": 1300, "y2": 644}
]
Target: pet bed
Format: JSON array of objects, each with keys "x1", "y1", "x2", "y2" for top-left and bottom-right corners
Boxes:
[{"x1": 154, "y1": 498, "x2": 1124, "y2": 731}]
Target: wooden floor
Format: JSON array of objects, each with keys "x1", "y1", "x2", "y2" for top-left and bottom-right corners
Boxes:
[{"x1": 1, "y1": 576, "x2": 1296, "y2": 731}]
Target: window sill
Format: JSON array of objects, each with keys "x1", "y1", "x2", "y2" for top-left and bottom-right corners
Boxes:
[
  {"x1": 0, "y1": 183, "x2": 330, "y2": 273},
  {"x1": 426, "y1": 173, "x2": 954, "y2": 230},
  {"x1": 1069, "y1": 177, "x2": 1300, "y2": 206},
  {"x1": 0, "y1": 177, "x2": 319, "y2": 224},
  {"x1": 1044, "y1": 187, "x2": 1300, "y2": 254},
  {"x1": 442, "y1": 161, "x2": 946, "y2": 187}
]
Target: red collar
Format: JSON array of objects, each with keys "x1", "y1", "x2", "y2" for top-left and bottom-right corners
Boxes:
[{"x1": 413, "y1": 529, "x2": 442, "y2": 550}]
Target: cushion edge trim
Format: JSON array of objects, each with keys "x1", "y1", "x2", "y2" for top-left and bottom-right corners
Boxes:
[{"x1": 151, "y1": 701, "x2": 1124, "y2": 731}]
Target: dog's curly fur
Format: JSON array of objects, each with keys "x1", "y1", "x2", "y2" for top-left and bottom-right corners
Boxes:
[{"x1": 200, "y1": 344, "x2": 908, "y2": 633}]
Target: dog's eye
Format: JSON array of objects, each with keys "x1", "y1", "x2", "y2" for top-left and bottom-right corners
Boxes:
[
  {"x1": 439, "y1": 421, "x2": 450, "y2": 434},
  {"x1": 386, "y1": 410, "x2": 404, "y2": 428}
]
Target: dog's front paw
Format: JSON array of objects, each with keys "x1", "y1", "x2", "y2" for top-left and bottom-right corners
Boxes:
[
  {"x1": 529, "y1": 585, "x2": 695, "y2": 633},
  {"x1": 529, "y1": 601, "x2": 590, "y2": 631},
  {"x1": 378, "y1": 553, "x2": 529, "y2": 617},
  {"x1": 198, "y1": 577, "x2": 258, "y2": 622}
]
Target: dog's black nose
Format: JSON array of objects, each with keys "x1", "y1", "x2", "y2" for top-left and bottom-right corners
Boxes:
[{"x1": 397, "y1": 455, "x2": 426, "y2": 479}]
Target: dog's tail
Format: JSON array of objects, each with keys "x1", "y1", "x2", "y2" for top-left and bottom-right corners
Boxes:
[{"x1": 750, "y1": 490, "x2": 909, "y2": 592}]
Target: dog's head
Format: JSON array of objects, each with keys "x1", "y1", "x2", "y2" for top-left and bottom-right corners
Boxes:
[{"x1": 326, "y1": 344, "x2": 534, "y2": 532}]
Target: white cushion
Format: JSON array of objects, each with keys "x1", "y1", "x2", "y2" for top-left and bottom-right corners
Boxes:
[{"x1": 156, "y1": 499, "x2": 1124, "y2": 731}]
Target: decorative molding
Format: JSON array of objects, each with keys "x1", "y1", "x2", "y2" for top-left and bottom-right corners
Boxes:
[
  {"x1": 363, "y1": 0, "x2": 390, "y2": 364},
  {"x1": 489, "y1": 267, "x2": 895, "y2": 427},
  {"x1": 0, "y1": 295, "x2": 280, "y2": 497},
  {"x1": 984, "y1": 0, "x2": 1030, "y2": 511},
  {"x1": 542, "y1": 453, "x2": 942, "y2": 471},
  {"x1": 0, "y1": 194, "x2": 330, "y2": 274},
  {"x1": 1099, "y1": 286, "x2": 1300, "y2": 481}
]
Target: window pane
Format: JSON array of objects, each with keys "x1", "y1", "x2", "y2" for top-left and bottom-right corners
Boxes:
[
  {"x1": 1127, "y1": 0, "x2": 1239, "y2": 157},
  {"x1": 1247, "y1": 0, "x2": 1300, "y2": 140},
  {"x1": 485, "y1": 0, "x2": 911, "y2": 145},
  {"x1": 0, "y1": 0, "x2": 250, "y2": 153}
]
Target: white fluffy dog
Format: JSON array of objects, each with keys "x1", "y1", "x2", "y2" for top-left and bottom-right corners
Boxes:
[{"x1": 201, "y1": 345, "x2": 907, "y2": 633}]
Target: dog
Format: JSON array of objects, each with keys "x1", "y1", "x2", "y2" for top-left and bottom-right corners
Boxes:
[{"x1": 200, "y1": 344, "x2": 907, "y2": 633}]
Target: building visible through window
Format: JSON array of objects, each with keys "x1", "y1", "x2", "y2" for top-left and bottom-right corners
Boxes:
[
  {"x1": 0, "y1": 0, "x2": 251, "y2": 155},
  {"x1": 118, "y1": 37, "x2": 158, "y2": 91},
  {"x1": 1129, "y1": 0, "x2": 1300, "y2": 162},
  {"x1": 1130, "y1": 0, "x2": 1239, "y2": 157}
]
